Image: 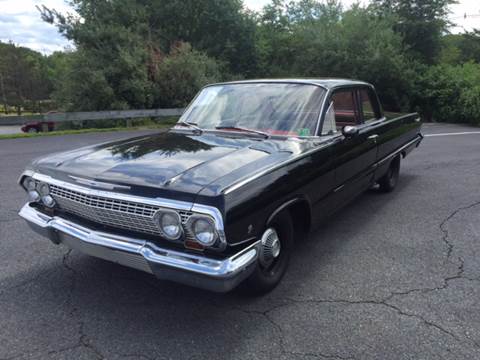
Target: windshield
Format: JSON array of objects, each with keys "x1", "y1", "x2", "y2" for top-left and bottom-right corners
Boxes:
[{"x1": 178, "y1": 83, "x2": 326, "y2": 137}]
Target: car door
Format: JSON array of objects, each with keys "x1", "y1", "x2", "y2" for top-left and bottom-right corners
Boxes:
[
  {"x1": 356, "y1": 86, "x2": 387, "y2": 179},
  {"x1": 323, "y1": 87, "x2": 379, "y2": 210}
]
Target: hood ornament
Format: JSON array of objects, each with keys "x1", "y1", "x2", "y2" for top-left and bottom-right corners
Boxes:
[{"x1": 68, "y1": 176, "x2": 131, "y2": 190}]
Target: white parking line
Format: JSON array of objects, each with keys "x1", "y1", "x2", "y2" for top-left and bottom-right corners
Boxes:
[{"x1": 424, "y1": 131, "x2": 480, "y2": 137}]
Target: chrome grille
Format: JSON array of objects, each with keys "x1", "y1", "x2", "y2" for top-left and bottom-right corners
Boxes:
[{"x1": 49, "y1": 184, "x2": 193, "y2": 238}]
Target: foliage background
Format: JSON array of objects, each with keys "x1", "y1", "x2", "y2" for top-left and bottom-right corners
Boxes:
[{"x1": 0, "y1": 0, "x2": 479, "y2": 125}]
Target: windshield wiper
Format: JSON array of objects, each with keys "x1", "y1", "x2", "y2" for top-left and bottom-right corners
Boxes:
[
  {"x1": 215, "y1": 126, "x2": 269, "y2": 139},
  {"x1": 176, "y1": 121, "x2": 203, "y2": 133}
]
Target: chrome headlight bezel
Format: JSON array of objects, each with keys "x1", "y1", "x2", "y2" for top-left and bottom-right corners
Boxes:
[
  {"x1": 154, "y1": 208, "x2": 183, "y2": 241},
  {"x1": 23, "y1": 177, "x2": 37, "y2": 192},
  {"x1": 37, "y1": 182, "x2": 50, "y2": 197},
  {"x1": 187, "y1": 215, "x2": 218, "y2": 247}
]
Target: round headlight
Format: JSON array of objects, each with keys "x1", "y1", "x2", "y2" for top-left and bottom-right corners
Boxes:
[
  {"x1": 159, "y1": 211, "x2": 182, "y2": 240},
  {"x1": 23, "y1": 177, "x2": 36, "y2": 191},
  {"x1": 42, "y1": 195, "x2": 56, "y2": 208},
  {"x1": 192, "y1": 218, "x2": 216, "y2": 246},
  {"x1": 37, "y1": 182, "x2": 50, "y2": 196}
]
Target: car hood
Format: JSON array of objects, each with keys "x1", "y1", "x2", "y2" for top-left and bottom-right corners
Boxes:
[{"x1": 31, "y1": 130, "x2": 307, "y2": 197}]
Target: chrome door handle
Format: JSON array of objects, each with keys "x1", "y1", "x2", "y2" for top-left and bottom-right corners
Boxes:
[{"x1": 368, "y1": 134, "x2": 379, "y2": 140}]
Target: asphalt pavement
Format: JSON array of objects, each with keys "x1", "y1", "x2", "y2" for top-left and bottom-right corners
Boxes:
[{"x1": 1, "y1": 123, "x2": 479, "y2": 360}]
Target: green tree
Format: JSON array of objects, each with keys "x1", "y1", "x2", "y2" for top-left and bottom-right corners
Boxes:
[
  {"x1": 440, "y1": 30, "x2": 480, "y2": 64},
  {"x1": 144, "y1": 0, "x2": 257, "y2": 75},
  {"x1": 39, "y1": 0, "x2": 240, "y2": 110},
  {"x1": 372, "y1": 0, "x2": 457, "y2": 64},
  {"x1": 254, "y1": 1, "x2": 415, "y2": 111},
  {"x1": 0, "y1": 41, "x2": 52, "y2": 114},
  {"x1": 152, "y1": 42, "x2": 222, "y2": 108}
]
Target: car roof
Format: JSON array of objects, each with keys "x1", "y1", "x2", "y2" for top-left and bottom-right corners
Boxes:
[{"x1": 208, "y1": 78, "x2": 372, "y2": 90}]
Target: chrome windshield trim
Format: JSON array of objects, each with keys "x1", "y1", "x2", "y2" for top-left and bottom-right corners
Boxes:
[
  {"x1": 179, "y1": 82, "x2": 327, "y2": 140},
  {"x1": 315, "y1": 88, "x2": 331, "y2": 136}
]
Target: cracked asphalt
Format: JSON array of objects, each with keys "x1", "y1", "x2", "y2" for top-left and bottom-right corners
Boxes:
[{"x1": 1, "y1": 123, "x2": 479, "y2": 360}]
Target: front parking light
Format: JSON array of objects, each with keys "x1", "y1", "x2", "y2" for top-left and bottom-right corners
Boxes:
[
  {"x1": 28, "y1": 190, "x2": 40, "y2": 202},
  {"x1": 41, "y1": 195, "x2": 56, "y2": 208}
]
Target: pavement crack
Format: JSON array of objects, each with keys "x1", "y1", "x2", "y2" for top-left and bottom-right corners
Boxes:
[
  {"x1": 232, "y1": 302, "x2": 357, "y2": 360},
  {"x1": 439, "y1": 199, "x2": 480, "y2": 263},
  {"x1": 62, "y1": 248, "x2": 77, "y2": 275},
  {"x1": 117, "y1": 353, "x2": 154, "y2": 360},
  {"x1": 78, "y1": 320, "x2": 104, "y2": 359},
  {"x1": 282, "y1": 297, "x2": 460, "y2": 343},
  {"x1": 383, "y1": 256, "x2": 466, "y2": 301},
  {"x1": 0, "y1": 268, "x2": 55, "y2": 297}
]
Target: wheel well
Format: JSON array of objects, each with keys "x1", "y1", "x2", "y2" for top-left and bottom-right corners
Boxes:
[
  {"x1": 287, "y1": 200, "x2": 311, "y2": 241},
  {"x1": 391, "y1": 154, "x2": 401, "y2": 169}
]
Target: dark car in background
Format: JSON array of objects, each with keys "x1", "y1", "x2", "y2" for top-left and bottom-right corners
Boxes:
[{"x1": 18, "y1": 79, "x2": 422, "y2": 294}]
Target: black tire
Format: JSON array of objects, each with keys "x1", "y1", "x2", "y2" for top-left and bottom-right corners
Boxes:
[
  {"x1": 27, "y1": 128, "x2": 37, "y2": 133},
  {"x1": 378, "y1": 156, "x2": 400, "y2": 192},
  {"x1": 241, "y1": 211, "x2": 294, "y2": 296}
]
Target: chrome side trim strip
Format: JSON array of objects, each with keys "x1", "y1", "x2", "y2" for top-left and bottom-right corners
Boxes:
[
  {"x1": 375, "y1": 134, "x2": 423, "y2": 167},
  {"x1": 223, "y1": 139, "x2": 335, "y2": 195},
  {"x1": 224, "y1": 133, "x2": 422, "y2": 195}
]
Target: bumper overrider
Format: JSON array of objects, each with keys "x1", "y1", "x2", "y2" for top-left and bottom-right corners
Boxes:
[{"x1": 18, "y1": 203, "x2": 260, "y2": 292}]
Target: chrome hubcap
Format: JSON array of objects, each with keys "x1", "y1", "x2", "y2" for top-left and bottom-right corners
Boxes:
[{"x1": 259, "y1": 228, "x2": 281, "y2": 268}]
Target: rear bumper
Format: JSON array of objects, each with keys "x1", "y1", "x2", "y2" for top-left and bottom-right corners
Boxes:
[{"x1": 18, "y1": 203, "x2": 260, "y2": 292}]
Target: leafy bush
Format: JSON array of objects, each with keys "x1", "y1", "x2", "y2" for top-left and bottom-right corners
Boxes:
[
  {"x1": 152, "y1": 42, "x2": 222, "y2": 108},
  {"x1": 415, "y1": 62, "x2": 480, "y2": 125}
]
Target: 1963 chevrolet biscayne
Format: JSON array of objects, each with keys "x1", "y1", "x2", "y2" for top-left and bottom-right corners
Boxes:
[{"x1": 18, "y1": 79, "x2": 422, "y2": 294}]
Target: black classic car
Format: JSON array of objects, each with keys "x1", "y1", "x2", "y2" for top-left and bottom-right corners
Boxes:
[{"x1": 18, "y1": 79, "x2": 422, "y2": 294}]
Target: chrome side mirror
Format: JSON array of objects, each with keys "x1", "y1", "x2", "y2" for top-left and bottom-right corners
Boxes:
[{"x1": 342, "y1": 125, "x2": 359, "y2": 138}]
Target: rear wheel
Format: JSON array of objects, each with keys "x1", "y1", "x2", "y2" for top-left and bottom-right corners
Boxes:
[
  {"x1": 242, "y1": 211, "x2": 293, "y2": 295},
  {"x1": 378, "y1": 156, "x2": 400, "y2": 192},
  {"x1": 27, "y1": 128, "x2": 37, "y2": 133}
]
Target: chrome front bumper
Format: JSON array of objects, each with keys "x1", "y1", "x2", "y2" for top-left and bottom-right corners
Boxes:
[{"x1": 18, "y1": 203, "x2": 260, "y2": 292}]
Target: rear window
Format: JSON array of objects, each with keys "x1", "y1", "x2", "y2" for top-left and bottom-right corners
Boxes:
[
  {"x1": 331, "y1": 90, "x2": 360, "y2": 128},
  {"x1": 359, "y1": 88, "x2": 380, "y2": 121}
]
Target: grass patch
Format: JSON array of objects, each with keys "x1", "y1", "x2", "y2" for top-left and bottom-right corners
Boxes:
[{"x1": 0, "y1": 123, "x2": 171, "y2": 140}]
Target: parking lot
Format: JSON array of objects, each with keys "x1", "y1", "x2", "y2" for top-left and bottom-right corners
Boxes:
[{"x1": 0, "y1": 123, "x2": 479, "y2": 359}]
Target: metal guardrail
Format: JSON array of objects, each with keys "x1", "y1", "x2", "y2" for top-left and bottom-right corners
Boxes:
[{"x1": 0, "y1": 108, "x2": 185, "y2": 126}]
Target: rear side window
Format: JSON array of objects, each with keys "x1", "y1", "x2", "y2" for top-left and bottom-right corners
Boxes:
[
  {"x1": 331, "y1": 89, "x2": 360, "y2": 129},
  {"x1": 359, "y1": 88, "x2": 380, "y2": 122}
]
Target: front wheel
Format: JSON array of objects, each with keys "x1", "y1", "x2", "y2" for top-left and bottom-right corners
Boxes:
[
  {"x1": 242, "y1": 211, "x2": 293, "y2": 295},
  {"x1": 378, "y1": 156, "x2": 400, "y2": 192}
]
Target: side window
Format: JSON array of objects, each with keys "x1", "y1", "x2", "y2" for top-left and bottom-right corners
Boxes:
[
  {"x1": 359, "y1": 88, "x2": 380, "y2": 122},
  {"x1": 321, "y1": 102, "x2": 336, "y2": 135},
  {"x1": 331, "y1": 90, "x2": 360, "y2": 129}
]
